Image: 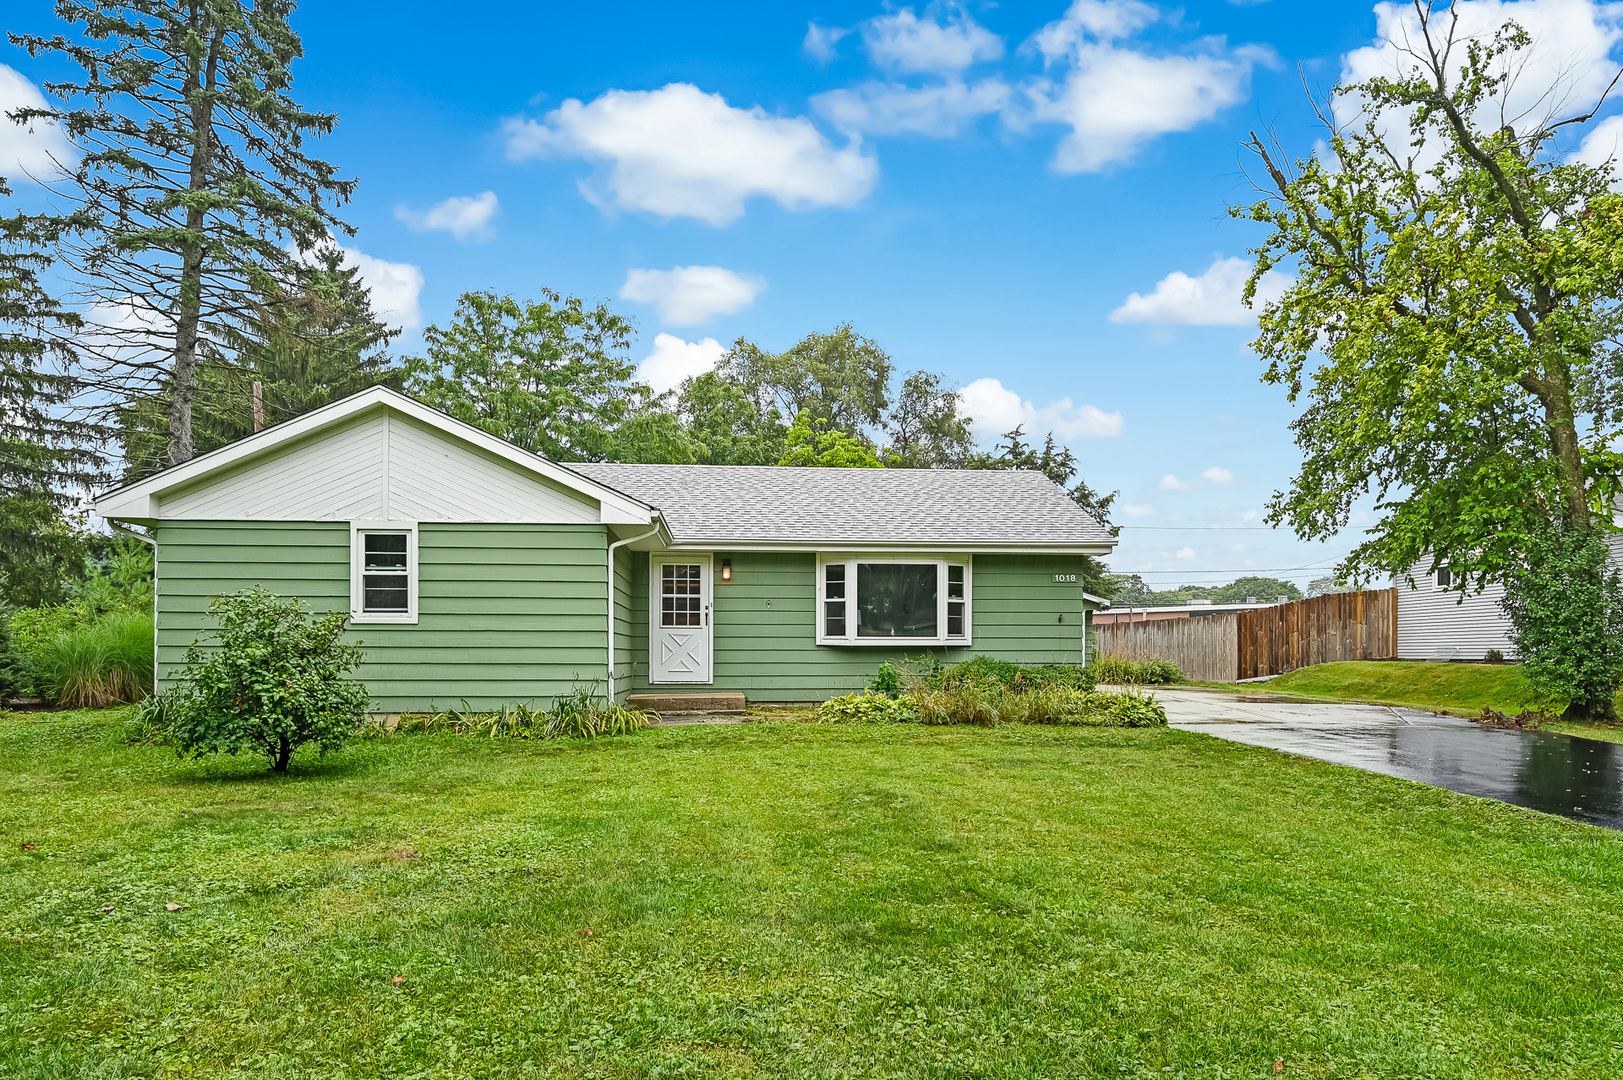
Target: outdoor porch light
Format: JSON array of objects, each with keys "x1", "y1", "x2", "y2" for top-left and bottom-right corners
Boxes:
[{"x1": 721, "y1": 558, "x2": 732, "y2": 582}]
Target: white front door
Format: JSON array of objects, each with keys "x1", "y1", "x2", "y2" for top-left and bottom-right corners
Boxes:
[{"x1": 650, "y1": 555, "x2": 713, "y2": 684}]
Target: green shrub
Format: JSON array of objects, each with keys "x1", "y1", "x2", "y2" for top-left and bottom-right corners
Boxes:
[
  {"x1": 28, "y1": 610, "x2": 155, "y2": 708},
  {"x1": 868, "y1": 662, "x2": 905, "y2": 697},
  {"x1": 1085, "y1": 655, "x2": 1183, "y2": 685},
  {"x1": 1500, "y1": 527, "x2": 1623, "y2": 718},
  {"x1": 929, "y1": 655, "x2": 1094, "y2": 692},
  {"x1": 0, "y1": 612, "x2": 30, "y2": 702},
  {"x1": 1032, "y1": 688, "x2": 1168, "y2": 727},
  {"x1": 166, "y1": 588, "x2": 371, "y2": 772},
  {"x1": 817, "y1": 693, "x2": 919, "y2": 723}
]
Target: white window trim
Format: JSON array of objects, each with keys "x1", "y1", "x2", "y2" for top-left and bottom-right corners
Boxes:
[
  {"x1": 350, "y1": 520, "x2": 419, "y2": 624},
  {"x1": 816, "y1": 554, "x2": 971, "y2": 647}
]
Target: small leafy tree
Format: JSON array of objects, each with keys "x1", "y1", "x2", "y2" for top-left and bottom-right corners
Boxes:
[
  {"x1": 168, "y1": 587, "x2": 370, "y2": 772},
  {"x1": 1500, "y1": 528, "x2": 1623, "y2": 718}
]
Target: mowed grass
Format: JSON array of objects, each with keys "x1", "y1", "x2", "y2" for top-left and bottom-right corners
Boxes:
[
  {"x1": 4, "y1": 710, "x2": 1623, "y2": 1079},
  {"x1": 1259, "y1": 661, "x2": 1623, "y2": 743}
]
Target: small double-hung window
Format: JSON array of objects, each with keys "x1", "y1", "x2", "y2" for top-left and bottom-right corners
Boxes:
[
  {"x1": 818, "y1": 557, "x2": 970, "y2": 646},
  {"x1": 351, "y1": 524, "x2": 417, "y2": 623}
]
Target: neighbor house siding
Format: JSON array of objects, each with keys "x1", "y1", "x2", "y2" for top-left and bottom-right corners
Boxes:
[
  {"x1": 627, "y1": 550, "x2": 1094, "y2": 701},
  {"x1": 154, "y1": 520, "x2": 609, "y2": 713},
  {"x1": 1394, "y1": 572, "x2": 1516, "y2": 662}
]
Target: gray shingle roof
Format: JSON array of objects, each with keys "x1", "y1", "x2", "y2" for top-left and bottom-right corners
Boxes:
[{"x1": 566, "y1": 463, "x2": 1115, "y2": 548}]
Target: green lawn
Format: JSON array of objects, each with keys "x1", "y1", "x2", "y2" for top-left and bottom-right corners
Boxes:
[
  {"x1": 1246, "y1": 661, "x2": 1623, "y2": 743},
  {"x1": 5, "y1": 709, "x2": 1623, "y2": 1079}
]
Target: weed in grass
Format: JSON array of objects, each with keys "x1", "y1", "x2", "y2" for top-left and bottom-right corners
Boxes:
[{"x1": 393, "y1": 691, "x2": 653, "y2": 740}]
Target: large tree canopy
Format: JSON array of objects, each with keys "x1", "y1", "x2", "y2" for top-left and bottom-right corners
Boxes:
[
  {"x1": 1238, "y1": 3, "x2": 1623, "y2": 587},
  {"x1": 1238, "y1": 1, "x2": 1623, "y2": 713}
]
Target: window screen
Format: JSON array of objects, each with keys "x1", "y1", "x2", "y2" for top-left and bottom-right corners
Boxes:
[
  {"x1": 362, "y1": 532, "x2": 409, "y2": 613},
  {"x1": 824, "y1": 563, "x2": 847, "y2": 637},
  {"x1": 660, "y1": 563, "x2": 703, "y2": 627},
  {"x1": 856, "y1": 563, "x2": 937, "y2": 638},
  {"x1": 947, "y1": 564, "x2": 965, "y2": 637}
]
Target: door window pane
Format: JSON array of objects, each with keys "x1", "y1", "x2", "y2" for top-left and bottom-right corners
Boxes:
[
  {"x1": 857, "y1": 563, "x2": 937, "y2": 638},
  {"x1": 661, "y1": 564, "x2": 703, "y2": 627}
]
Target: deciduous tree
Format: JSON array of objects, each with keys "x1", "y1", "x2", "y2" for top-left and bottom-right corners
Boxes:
[{"x1": 1236, "y1": 2, "x2": 1623, "y2": 714}]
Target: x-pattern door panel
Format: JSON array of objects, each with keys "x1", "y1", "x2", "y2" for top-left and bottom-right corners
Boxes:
[{"x1": 650, "y1": 556, "x2": 712, "y2": 684}]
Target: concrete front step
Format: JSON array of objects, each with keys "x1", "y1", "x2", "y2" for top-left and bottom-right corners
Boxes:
[{"x1": 626, "y1": 691, "x2": 747, "y2": 715}]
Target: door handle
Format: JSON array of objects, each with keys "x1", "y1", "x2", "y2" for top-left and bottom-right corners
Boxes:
[{"x1": 705, "y1": 605, "x2": 710, "y2": 626}]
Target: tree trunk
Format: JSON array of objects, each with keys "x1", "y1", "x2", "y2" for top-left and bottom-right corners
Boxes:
[
  {"x1": 1537, "y1": 359, "x2": 1594, "y2": 535},
  {"x1": 165, "y1": 23, "x2": 223, "y2": 466},
  {"x1": 273, "y1": 735, "x2": 292, "y2": 773}
]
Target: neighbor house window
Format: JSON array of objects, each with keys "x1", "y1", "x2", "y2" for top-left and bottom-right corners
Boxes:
[
  {"x1": 1436, "y1": 565, "x2": 1452, "y2": 588},
  {"x1": 817, "y1": 557, "x2": 970, "y2": 646},
  {"x1": 351, "y1": 523, "x2": 417, "y2": 623}
]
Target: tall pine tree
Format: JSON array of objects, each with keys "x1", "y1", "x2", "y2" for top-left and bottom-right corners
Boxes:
[
  {"x1": 0, "y1": 180, "x2": 102, "y2": 605},
  {"x1": 11, "y1": 0, "x2": 355, "y2": 466}
]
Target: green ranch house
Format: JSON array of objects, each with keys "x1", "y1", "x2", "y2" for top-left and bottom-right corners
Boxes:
[{"x1": 92, "y1": 386, "x2": 1116, "y2": 712}]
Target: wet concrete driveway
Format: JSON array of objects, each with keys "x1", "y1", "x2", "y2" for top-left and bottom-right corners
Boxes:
[{"x1": 1150, "y1": 687, "x2": 1623, "y2": 830}]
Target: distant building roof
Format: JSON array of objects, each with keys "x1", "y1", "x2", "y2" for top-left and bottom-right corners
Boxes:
[{"x1": 567, "y1": 463, "x2": 1115, "y2": 549}]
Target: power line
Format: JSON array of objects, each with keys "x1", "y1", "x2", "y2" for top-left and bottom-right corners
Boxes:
[{"x1": 1118, "y1": 525, "x2": 1279, "y2": 531}]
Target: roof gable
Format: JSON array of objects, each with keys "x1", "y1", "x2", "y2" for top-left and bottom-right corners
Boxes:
[{"x1": 93, "y1": 386, "x2": 655, "y2": 527}]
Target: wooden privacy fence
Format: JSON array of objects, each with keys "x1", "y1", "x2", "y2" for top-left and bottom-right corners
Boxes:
[
  {"x1": 1095, "y1": 614, "x2": 1237, "y2": 683},
  {"x1": 1095, "y1": 589, "x2": 1397, "y2": 683},
  {"x1": 1236, "y1": 589, "x2": 1396, "y2": 680}
]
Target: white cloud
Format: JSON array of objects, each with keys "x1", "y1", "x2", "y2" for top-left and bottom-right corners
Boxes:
[
  {"x1": 395, "y1": 191, "x2": 499, "y2": 242},
  {"x1": 619, "y1": 265, "x2": 766, "y2": 326},
  {"x1": 1202, "y1": 466, "x2": 1233, "y2": 484},
  {"x1": 958, "y1": 376, "x2": 1123, "y2": 441},
  {"x1": 862, "y1": 5, "x2": 1004, "y2": 75},
  {"x1": 1122, "y1": 502, "x2": 1157, "y2": 517},
  {"x1": 1571, "y1": 112, "x2": 1623, "y2": 168},
  {"x1": 1158, "y1": 473, "x2": 1191, "y2": 490},
  {"x1": 306, "y1": 241, "x2": 423, "y2": 332},
  {"x1": 1175, "y1": 546, "x2": 1195, "y2": 559},
  {"x1": 1018, "y1": 1, "x2": 1270, "y2": 172},
  {"x1": 636, "y1": 333, "x2": 726, "y2": 394},
  {"x1": 813, "y1": 77, "x2": 1010, "y2": 136},
  {"x1": 1240, "y1": 509, "x2": 1259, "y2": 522},
  {"x1": 804, "y1": 21, "x2": 851, "y2": 64},
  {"x1": 1111, "y1": 256, "x2": 1292, "y2": 326},
  {"x1": 1340, "y1": 0, "x2": 1623, "y2": 143},
  {"x1": 0, "y1": 64, "x2": 75, "y2": 182},
  {"x1": 503, "y1": 83, "x2": 878, "y2": 226}
]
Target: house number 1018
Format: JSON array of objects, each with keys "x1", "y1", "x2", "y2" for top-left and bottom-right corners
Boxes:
[{"x1": 1054, "y1": 574, "x2": 1077, "y2": 582}]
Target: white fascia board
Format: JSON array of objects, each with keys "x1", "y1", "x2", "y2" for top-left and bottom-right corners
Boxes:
[
  {"x1": 661, "y1": 540, "x2": 1116, "y2": 555},
  {"x1": 91, "y1": 385, "x2": 656, "y2": 525},
  {"x1": 1083, "y1": 592, "x2": 1112, "y2": 607}
]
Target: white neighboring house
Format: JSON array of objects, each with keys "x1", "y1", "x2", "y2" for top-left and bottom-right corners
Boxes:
[{"x1": 1393, "y1": 533, "x2": 1623, "y2": 661}]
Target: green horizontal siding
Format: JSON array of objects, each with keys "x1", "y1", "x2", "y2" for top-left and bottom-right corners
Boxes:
[
  {"x1": 627, "y1": 551, "x2": 1096, "y2": 702},
  {"x1": 155, "y1": 521, "x2": 610, "y2": 712}
]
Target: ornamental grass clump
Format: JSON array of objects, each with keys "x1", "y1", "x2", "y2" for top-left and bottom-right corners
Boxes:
[
  {"x1": 165, "y1": 587, "x2": 371, "y2": 773},
  {"x1": 1084, "y1": 655, "x2": 1183, "y2": 685},
  {"x1": 396, "y1": 690, "x2": 653, "y2": 740},
  {"x1": 27, "y1": 610, "x2": 155, "y2": 708}
]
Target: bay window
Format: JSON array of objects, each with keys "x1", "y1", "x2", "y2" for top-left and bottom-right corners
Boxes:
[{"x1": 818, "y1": 557, "x2": 971, "y2": 646}]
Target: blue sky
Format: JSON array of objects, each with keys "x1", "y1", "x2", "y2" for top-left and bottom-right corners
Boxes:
[{"x1": 6, "y1": 0, "x2": 1623, "y2": 589}]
